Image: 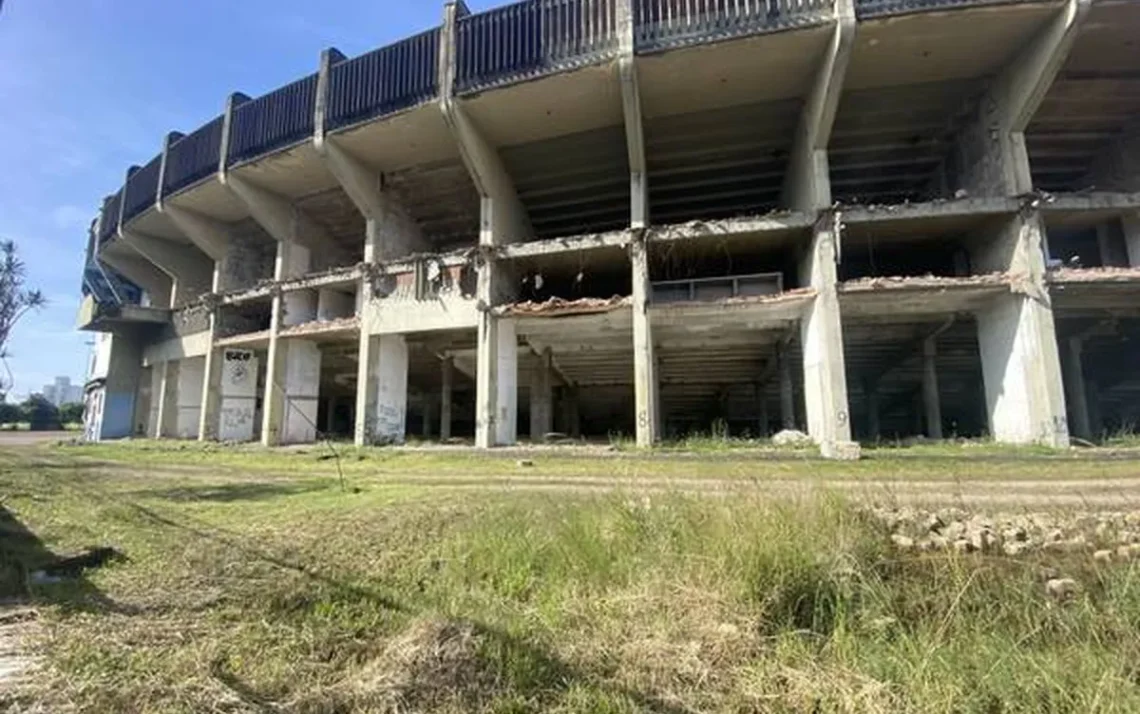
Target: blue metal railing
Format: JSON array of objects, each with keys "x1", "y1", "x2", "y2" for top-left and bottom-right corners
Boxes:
[
  {"x1": 121, "y1": 154, "x2": 161, "y2": 224},
  {"x1": 227, "y1": 74, "x2": 318, "y2": 166},
  {"x1": 456, "y1": 0, "x2": 620, "y2": 94},
  {"x1": 327, "y1": 30, "x2": 440, "y2": 131},
  {"x1": 634, "y1": 0, "x2": 834, "y2": 51},
  {"x1": 163, "y1": 116, "x2": 223, "y2": 197},
  {"x1": 98, "y1": 192, "x2": 121, "y2": 243}
]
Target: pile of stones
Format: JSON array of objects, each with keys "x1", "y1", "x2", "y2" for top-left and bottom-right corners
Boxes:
[{"x1": 867, "y1": 506, "x2": 1140, "y2": 562}]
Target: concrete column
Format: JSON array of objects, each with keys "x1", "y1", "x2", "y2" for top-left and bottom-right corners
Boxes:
[
  {"x1": 325, "y1": 396, "x2": 337, "y2": 435},
  {"x1": 756, "y1": 385, "x2": 769, "y2": 437},
  {"x1": 864, "y1": 379, "x2": 881, "y2": 442},
  {"x1": 1124, "y1": 213, "x2": 1140, "y2": 268},
  {"x1": 421, "y1": 394, "x2": 434, "y2": 439},
  {"x1": 972, "y1": 216, "x2": 1069, "y2": 446},
  {"x1": 212, "y1": 348, "x2": 259, "y2": 442},
  {"x1": 631, "y1": 236, "x2": 659, "y2": 447},
  {"x1": 262, "y1": 240, "x2": 321, "y2": 445},
  {"x1": 91, "y1": 331, "x2": 144, "y2": 440},
  {"x1": 799, "y1": 216, "x2": 855, "y2": 457},
  {"x1": 156, "y1": 360, "x2": 177, "y2": 438},
  {"x1": 440, "y1": 356, "x2": 453, "y2": 440},
  {"x1": 354, "y1": 332, "x2": 377, "y2": 447},
  {"x1": 778, "y1": 341, "x2": 796, "y2": 430},
  {"x1": 618, "y1": 0, "x2": 647, "y2": 228},
  {"x1": 1063, "y1": 336, "x2": 1091, "y2": 440},
  {"x1": 922, "y1": 337, "x2": 943, "y2": 440},
  {"x1": 563, "y1": 385, "x2": 581, "y2": 438},
  {"x1": 529, "y1": 348, "x2": 554, "y2": 441},
  {"x1": 374, "y1": 334, "x2": 409, "y2": 444},
  {"x1": 1087, "y1": 379, "x2": 1103, "y2": 439},
  {"x1": 475, "y1": 288, "x2": 519, "y2": 447},
  {"x1": 174, "y1": 356, "x2": 205, "y2": 439}
]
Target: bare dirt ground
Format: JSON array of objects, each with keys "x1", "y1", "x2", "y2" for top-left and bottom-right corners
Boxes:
[{"x1": 0, "y1": 431, "x2": 71, "y2": 447}]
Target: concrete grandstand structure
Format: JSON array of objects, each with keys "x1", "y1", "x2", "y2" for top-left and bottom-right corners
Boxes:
[{"x1": 78, "y1": 0, "x2": 1140, "y2": 456}]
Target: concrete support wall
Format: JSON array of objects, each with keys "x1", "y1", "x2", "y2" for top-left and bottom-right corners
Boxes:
[{"x1": 631, "y1": 236, "x2": 659, "y2": 447}]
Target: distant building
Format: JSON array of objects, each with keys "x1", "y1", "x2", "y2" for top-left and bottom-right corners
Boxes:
[{"x1": 43, "y1": 377, "x2": 83, "y2": 407}]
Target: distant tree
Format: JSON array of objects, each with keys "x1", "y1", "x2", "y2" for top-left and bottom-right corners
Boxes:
[
  {"x1": 59, "y1": 402, "x2": 85, "y2": 426},
  {"x1": 0, "y1": 240, "x2": 46, "y2": 401},
  {"x1": 0, "y1": 400, "x2": 19, "y2": 426},
  {"x1": 21, "y1": 395, "x2": 61, "y2": 431}
]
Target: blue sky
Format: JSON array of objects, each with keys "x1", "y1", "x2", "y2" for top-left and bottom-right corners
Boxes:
[{"x1": 0, "y1": 0, "x2": 501, "y2": 400}]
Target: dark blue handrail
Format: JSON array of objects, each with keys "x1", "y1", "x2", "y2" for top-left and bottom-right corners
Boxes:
[
  {"x1": 163, "y1": 116, "x2": 223, "y2": 197},
  {"x1": 98, "y1": 192, "x2": 122, "y2": 243},
  {"x1": 328, "y1": 30, "x2": 440, "y2": 132},
  {"x1": 456, "y1": 0, "x2": 619, "y2": 94},
  {"x1": 121, "y1": 154, "x2": 162, "y2": 224},
  {"x1": 227, "y1": 74, "x2": 318, "y2": 166}
]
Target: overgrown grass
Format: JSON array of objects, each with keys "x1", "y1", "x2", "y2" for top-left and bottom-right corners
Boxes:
[{"x1": 2, "y1": 446, "x2": 1140, "y2": 712}]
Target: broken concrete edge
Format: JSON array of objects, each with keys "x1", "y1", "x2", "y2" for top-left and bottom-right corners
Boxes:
[
  {"x1": 279, "y1": 315, "x2": 361, "y2": 339},
  {"x1": 497, "y1": 295, "x2": 632, "y2": 318},
  {"x1": 214, "y1": 329, "x2": 272, "y2": 348},
  {"x1": 1047, "y1": 266, "x2": 1140, "y2": 283},
  {"x1": 839, "y1": 272, "x2": 1013, "y2": 292}
]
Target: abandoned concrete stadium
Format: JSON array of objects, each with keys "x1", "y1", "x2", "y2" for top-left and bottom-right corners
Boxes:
[{"x1": 78, "y1": 0, "x2": 1140, "y2": 458}]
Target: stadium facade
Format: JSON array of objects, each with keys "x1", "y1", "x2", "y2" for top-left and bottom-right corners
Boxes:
[{"x1": 78, "y1": 0, "x2": 1140, "y2": 457}]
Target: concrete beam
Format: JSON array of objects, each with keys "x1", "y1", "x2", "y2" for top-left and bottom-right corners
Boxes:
[
  {"x1": 118, "y1": 230, "x2": 213, "y2": 306},
  {"x1": 617, "y1": 0, "x2": 647, "y2": 228},
  {"x1": 221, "y1": 173, "x2": 332, "y2": 257},
  {"x1": 439, "y1": 1, "x2": 531, "y2": 246},
  {"x1": 948, "y1": 0, "x2": 1091, "y2": 196},
  {"x1": 315, "y1": 48, "x2": 428, "y2": 262},
  {"x1": 631, "y1": 233, "x2": 659, "y2": 446},
  {"x1": 98, "y1": 247, "x2": 173, "y2": 309},
  {"x1": 160, "y1": 205, "x2": 230, "y2": 265},
  {"x1": 781, "y1": 0, "x2": 855, "y2": 211}
]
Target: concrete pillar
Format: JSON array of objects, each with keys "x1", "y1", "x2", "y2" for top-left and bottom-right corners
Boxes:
[
  {"x1": 1124, "y1": 213, "x2": 1140, "y2": 268},
  {"x1": 529, "y1": 348, "x2": 553, "y2": 442},
  {"x1": 864, "y1": 379, "x2": 881, "y2": 442},
  {"x1": 211, "y1": 348, "x2": 259, "y2": 442},
  {"x1": 922, "y1": 337, "x2": 943, "y2": 440},
  {"x1": 374, "y1": 335, "x2": 409, "y2": 444},
  {"x1": 325, "y1": 396, "x2": 337, "y2": 435},
  {"x1": 972, "y1": 216, "x2": 1069, "y2": 447},
  {"x1": 618, "y1": 0, "x2": 647, "y2": 228},
  {"x1": 631, "y1": 236, "x2": 659, "y2": 447},
  {"x1": 421, "y1": 394, "x2": 434, "y2": 439},
  {"x1": 799, "y1": 216, "x2": 855, "y2": 457},
  {"x1": 262, "y1": 239, "x2": 321, "y2": 446},
  {"x1": 156, "y1": 360, "x2": 177, "y2": 438},
  {"x1": 563, "y1": 385, "x2": 581, "y2": 438},
  {"x1": 174, "y1": 357, "x2": 205, "y2": 439},
  {"x1": 1087, "y1": 379, "x2": 1103, "y2": 439},
  {"x1": 355, "y1": 334, "x2": 409, "y2": 445},
  {"x1": 1063, "y1": 336, "x2": 1091, "y2": 440},
  {"x1": 778, "y1": 342, "x2": 796, "y2": 430},
  {"x1": 440, "y1": 356, "x2": 453, "y2": 440},
  {"x1": 756, "y1": 385, "x2": 769, "y2": 437}
]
